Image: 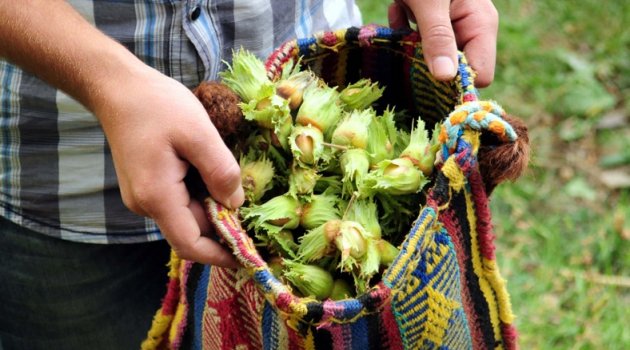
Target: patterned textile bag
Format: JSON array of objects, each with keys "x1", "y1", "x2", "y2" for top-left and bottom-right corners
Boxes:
[{"x1": 143, "y1": 25, "x2": 529, "y2": 350}]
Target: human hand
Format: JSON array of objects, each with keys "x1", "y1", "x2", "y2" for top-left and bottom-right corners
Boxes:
[
  {"x1": 94, "y1": 66, "x2": 244, "y2": 267},
  {"x1": 0, "y1": 1, "x2": 242, "y2": 267},
  {"x1": 389, "y1": 0, "x2": 499, "y2": 87}
]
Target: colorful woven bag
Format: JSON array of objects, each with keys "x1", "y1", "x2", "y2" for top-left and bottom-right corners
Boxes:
[{"x1": 142, "y1": 25, "x2": 527, "y2": 350}]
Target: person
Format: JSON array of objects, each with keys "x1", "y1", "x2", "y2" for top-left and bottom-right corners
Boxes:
[{"x1": 0, "y1": 0, "x2": 497, "y2": 349}]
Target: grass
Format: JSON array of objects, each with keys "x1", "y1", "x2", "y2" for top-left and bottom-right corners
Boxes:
[{"x1": 355, "y1": 0, "x2": 629, "y2": 348}]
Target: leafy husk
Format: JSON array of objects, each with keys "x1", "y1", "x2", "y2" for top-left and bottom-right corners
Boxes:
[
  {"x1": 300, "y1": 193, "x2": 341, "y2": 230},
  {"x1": 331, "y1": 109, "x2": 373, "y2": 149},
  {"x1": 240, "y1": 153, "x2": 275, "y2": 203},
  {"x1": 220, "y1": 50, "x2": 274, "y2": 103},
  {"x1": 339, "y1": 78, "x2": 384, "y2": 111},
  {"x1": 289, "y1": 125, "x2": 325, "y2": 167},
  {"x1": 339, "y1": 148, "x2": 370, "y2": 196},
  {"x1": 283, "y1": 260, "x2": 334, "y2": 300},
  {"x1": 296, "y1": 86, "x2": 342, "y2": 136},
  {"x1": 330, "y1": 279, "x2": 353, "y2": 300},
  {"x1": 361, "y1": 157, "x2": 428, "y2": 196},
  {"x1": 241, "y1": 194, "x2": 302, "y2": 235}
]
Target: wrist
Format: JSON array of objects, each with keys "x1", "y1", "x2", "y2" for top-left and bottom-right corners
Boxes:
[{"x1": 79, "y1": 44, "x2": 154, "y2": 116}]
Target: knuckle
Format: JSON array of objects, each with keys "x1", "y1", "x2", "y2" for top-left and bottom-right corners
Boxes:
[
  {"x1": 475, "y1": 2, "x2": 499, "y2": 29},
  {"x1": 170, "y1": 239, "x2": 199, "y2": 262},
  {"x1": 184, "y1": 129, "x2": 210, "y2": 149},
  {"x1": 126, "y1": 183, "x2": 161, "y2": 216},
  {"x1": 119, "y1": 186, "x2": 143, "y2": 215},
  {"x1": 121, "y1": 196, "x2": 142, "y2": 215},
  {"x1": 209, "y1": 160, "x2": 242, "y2": 188},
  {"x1": 424, "y1": 22, "x2": 456, "y2": 44},
  {"x1": 171, "y1": 245, "x2": 193, "y2": 261},
  {"x1": 484, "y1": 5, "x2": 499, "y2": 29}
]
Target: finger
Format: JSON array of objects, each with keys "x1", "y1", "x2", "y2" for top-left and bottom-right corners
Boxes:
[
  {"x1": 175, "y1": 114, "x2": 245, "y2": 209},
  {"x1": 457, "y1": 35, "x2": 496, "y2": 87},
  {"x1": 451, "y1": 0, "x2": 498, "y2": 87},
  {"x1": 157, "y1": 203, "x2": 238, "y2": 268},
  {"x1": 388, "y1": 2, "x2": 410, "y2": 30},
  {"x1": 189, "y1": 197, "x2": 211, "y2": 236},
  {"x1": 139, "y1": 166, "x2": 239, "y2": 267},
  {"x1": 404, "y1": 0, "x2": 458, "y2": 81}
]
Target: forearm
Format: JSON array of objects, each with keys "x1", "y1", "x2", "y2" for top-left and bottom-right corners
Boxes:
[{"x1": 0, "y1": 0, "x2": 147, "y2": 112}]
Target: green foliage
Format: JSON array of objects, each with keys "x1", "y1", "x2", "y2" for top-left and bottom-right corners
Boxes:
[{"x1": 356, "y1": 0, "x2": 629, "y2": 348}]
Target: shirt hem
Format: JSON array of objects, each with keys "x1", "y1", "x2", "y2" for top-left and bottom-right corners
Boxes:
[{"x1": 0, "y1": 203, "x2": 163, "y2": 244}]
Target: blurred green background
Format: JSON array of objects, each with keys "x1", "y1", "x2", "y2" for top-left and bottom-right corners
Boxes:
[{"x1": 355, "y1": 0, "x2": 629, "y2": 349}]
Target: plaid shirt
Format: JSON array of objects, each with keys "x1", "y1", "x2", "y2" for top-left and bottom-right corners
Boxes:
[{"x1": 0, "y1": 0, "x2": 361, "y2": 243}]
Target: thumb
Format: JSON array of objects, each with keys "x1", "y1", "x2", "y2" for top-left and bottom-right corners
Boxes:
[{"x1": 404, "y1": 0, "x2": 458, "y2": 81}]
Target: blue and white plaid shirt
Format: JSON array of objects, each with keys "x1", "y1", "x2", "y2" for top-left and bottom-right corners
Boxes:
[{"x1": 0, "y1": 0, "x2": 361, "y2": 244}]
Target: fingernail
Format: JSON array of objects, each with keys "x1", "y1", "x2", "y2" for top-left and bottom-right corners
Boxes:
[
  {"x1": 431, "y1": 56, "x2": 456, "y2": 80},
  {"x1": 225, "y1": 186, "x2": 245, "y2": 209}
]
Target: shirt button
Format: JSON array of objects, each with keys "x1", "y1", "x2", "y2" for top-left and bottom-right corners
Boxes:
[{"x1": 190, "y1": 6, "x2": 201, "y2": 20}]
